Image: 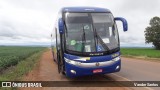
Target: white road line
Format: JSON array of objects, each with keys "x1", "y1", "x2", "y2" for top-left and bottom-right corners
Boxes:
[
  {"x1": 111, "y1": 73, "x2": 154, "y2": 90},
  {"x1": 111, "y1": 73, "x2": 131, "y2": 81}
]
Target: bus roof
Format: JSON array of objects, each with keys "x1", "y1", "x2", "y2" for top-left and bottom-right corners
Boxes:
[{"x1": 61, "y1": 7, "x2": 111, "y2": 13}]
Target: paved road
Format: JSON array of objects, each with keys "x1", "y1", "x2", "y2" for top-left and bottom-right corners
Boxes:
[
  {"x1": 112, "y1": 57, "x2": 160, "y2": 90},
  {"x1": 115, "y1": 57, "x2": 160, "y2": 81},
  {"x1": 21, "y1": 50, "x2": 160, "y2": 90}
]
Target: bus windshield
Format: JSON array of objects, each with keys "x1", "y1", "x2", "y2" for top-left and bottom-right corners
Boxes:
[{"x1": 65, "y1": 13, "x2": 119, "y2": 53}]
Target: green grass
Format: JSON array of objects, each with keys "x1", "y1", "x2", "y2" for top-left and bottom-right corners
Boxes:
[
  {"x1": 0, "y1": 51, "x2": 43, "y2": 80},
  {"x1": 121, "y1": 48, "x2": 160, "y2": 59},
  {"x1": 0, "y1": 46, "x2": 45, "y2": 71},
  {"x1": 0, "y1": 46, "x2": 47, "y2": 90}
]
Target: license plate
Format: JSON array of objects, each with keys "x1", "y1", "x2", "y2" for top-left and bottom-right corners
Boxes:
[{"x1": 93, "y1": 69, "x2": 102, "y2": 73}]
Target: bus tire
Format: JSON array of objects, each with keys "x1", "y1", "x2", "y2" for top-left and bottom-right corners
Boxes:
[
  {"x1": 57, "y1": 51, "x2": 61, "y2": 73},
  {"x1": 51, "y1": 50, "x2": 56, "y2": 62},
  {"x1": 62, "y1": 71, "x2": 66, "y2": 75}
]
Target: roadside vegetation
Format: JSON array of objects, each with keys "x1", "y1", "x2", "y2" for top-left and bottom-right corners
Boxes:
[
  {"x1": 0, "y1": 46, "x2": 46, "y2": 90},
  {"x1": 0, "y1": 46, "x2": 46, "y2": 71},
  {"x1": 121, "y1": 48, "x2": 160, "y2": 60},
  {"x1": 144, "y1": 16, "x2": 160, "y2": 50}
]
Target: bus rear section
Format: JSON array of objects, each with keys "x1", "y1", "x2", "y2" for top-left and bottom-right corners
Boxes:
[{"x1": 51, "y1": 7, "x2": 128, "y2": 78}]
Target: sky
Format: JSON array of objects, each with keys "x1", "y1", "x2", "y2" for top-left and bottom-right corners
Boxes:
[{"x1": 0, "y1": 0, "x2": 160, "y2": 47}]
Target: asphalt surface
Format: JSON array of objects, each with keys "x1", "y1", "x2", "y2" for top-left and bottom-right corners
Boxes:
[
  {"x1": 113, "y1": 57, "x2": 160, "y2": 90},
  {"x1": 115, "y1": 57, "x2": 160, "y2": 81},
  {"x1": 20, "y1": 50, "x2": 160, "y2": 90}
]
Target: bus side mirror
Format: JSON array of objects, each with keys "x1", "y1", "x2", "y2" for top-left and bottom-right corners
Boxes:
[
  {"x1": 58, "y1": 18, "x2": 64, "y2": 34},
  {"x1": 114, "y1": 17, "x2": 128, "y2": 32}
]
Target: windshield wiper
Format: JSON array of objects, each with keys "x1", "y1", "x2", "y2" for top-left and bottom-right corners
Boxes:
[
  {"x1": 94, "y1": 28, "x2": 110, "y2": 51},
  {"x1": 81, "y1": 24, "x2": 86, "y2": 52}
]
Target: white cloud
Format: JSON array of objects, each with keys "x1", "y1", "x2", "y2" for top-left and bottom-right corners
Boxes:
[
  {"x1": 0, "y1": 0, "x2": 56, "y2": 45},
  {"x1": 0, "y1": 0, "x2": 160, "y2": 46}
]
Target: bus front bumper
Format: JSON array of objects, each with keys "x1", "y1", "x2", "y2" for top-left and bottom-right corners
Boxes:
[{"x1": 64, "y1": 57, "x2": 121, "y2": 78}]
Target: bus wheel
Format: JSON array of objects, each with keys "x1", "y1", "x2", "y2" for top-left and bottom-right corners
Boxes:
[
  {"x1": 61, "y1": 65, "x2": 66, "y2": 75},
  {"x1": 62, "y1": 71, "x2": 66, "y2": 75},
  {"x1": 51, "y1": 51, "x2": 56, "y2": 62},
  {"x1": 57, "y1": 52, "x2": 61, "y2": 73},
  {"x1": 58, "y1": 51, "x2": 66, "y2": 75}
]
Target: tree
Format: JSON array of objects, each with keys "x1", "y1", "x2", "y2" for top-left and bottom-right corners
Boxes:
[{"x1": 144, "y1": 16, "x2": 160, "y2": 50}]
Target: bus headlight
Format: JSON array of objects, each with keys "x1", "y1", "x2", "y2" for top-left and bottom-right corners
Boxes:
[
  {"x1": 116, "y1": 65, "x2": 120, "y2": 70},
  {"x1": 70, "y1": 70, "x2": 76, "y2": 74},
  {"x1": 65, "y1": 58, "x2": 81, "y2": 66},
  {"x1": 113, "y1": 56, "x2": 120, "y2": 61}
]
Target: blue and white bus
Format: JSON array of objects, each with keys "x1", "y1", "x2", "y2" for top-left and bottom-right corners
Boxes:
[{"x1": 51, "y1": 7, "x2": 128, "y2": 77}]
